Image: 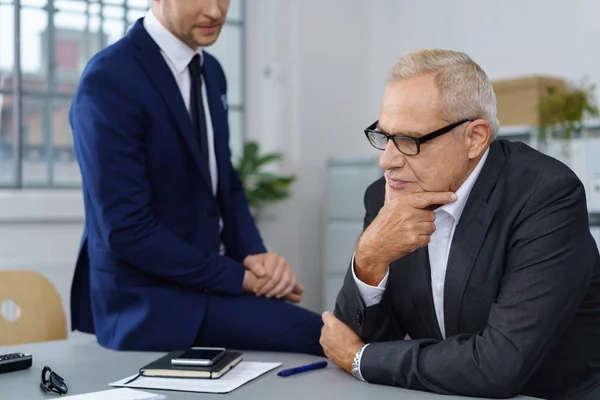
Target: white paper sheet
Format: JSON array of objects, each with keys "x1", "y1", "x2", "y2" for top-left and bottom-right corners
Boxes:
[
  {"x1": 109, "y1": 361, "x2": 281, "y2": 394},
  {"x1": 63, "y1": 388, "x2": 165, "y2": 399}
]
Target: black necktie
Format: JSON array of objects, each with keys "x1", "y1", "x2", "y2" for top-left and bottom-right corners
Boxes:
[{"x1": 188, "y1": 54, "x2": 212, "y2": 193}]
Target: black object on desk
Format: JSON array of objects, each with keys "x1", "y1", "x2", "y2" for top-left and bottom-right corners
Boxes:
[
  {"x1": 139, "y1": 350, "x2": 243, "y2": 379},
  {"x1": 0, "y1": 352, "x2": 32, "y2": 374},
  {"x1": 40, "y1": 365, "x2": 68, "y2": 395}
]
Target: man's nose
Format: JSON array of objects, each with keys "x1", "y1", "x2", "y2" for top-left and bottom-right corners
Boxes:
[
  {"x1": 203, "y1": 0, "x2": 223, "y2": 20},
  {"x1": 379, "y1": 139, "x2": 406, "y2": 170}
]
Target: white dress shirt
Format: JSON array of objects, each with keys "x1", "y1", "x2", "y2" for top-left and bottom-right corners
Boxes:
[
  {"x1": 353, "y1": 148, "x2": 490, "y2": 339},
  {"x1": 143, "y1": 9, "x2": 218, "y2": 195},
  {"x1": 143, "y1": 9, "x2": 225, "y2": 254}
]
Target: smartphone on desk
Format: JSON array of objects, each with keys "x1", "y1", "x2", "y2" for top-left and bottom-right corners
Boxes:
[{"x1": 171, "y1": 347, "x2": 227, "y2": 367}]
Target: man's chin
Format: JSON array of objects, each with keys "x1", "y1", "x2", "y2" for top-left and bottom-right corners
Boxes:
[
  {"x1": 386, "y1": 183, "x2": 421, "y2": 201},
  {"x1": 192, "y1": 31, "x2": 221, "y2": 47},
  {"x1": 386, "y1": 185, "x2": 400, "y2": 201}
]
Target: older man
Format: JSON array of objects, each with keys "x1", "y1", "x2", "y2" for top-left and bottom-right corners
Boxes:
[{"x1": 320, "y1": 49, "x2": 600, "y2": 400}]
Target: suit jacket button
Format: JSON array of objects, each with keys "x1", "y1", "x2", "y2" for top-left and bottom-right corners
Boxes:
[{"x1": 355, "y1": 310, "x2": 363, "y2": 326}]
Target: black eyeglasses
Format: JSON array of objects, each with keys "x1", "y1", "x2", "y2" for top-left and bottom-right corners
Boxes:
[
  {"x1": 40, "y1": 365, "x2": 68, "y2": 395},
  {"x1": 364, "y1": 119, "x2": 471, "y2": 156}
]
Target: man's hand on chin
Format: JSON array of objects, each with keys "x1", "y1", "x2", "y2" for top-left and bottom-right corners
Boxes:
[{"x1": 320, "y1": 311, "x2": 364, "y2": 374}]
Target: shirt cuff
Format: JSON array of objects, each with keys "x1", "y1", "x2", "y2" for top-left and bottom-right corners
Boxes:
[{"x1": 351, "y1": 252, "x2": 389, "y2": 307}]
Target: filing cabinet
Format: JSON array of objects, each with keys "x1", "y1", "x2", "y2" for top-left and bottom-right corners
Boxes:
[{"x1": 321, "y1": 157, "x2": 382, "y2": 311}]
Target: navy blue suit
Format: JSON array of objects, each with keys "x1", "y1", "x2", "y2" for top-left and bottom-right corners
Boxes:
[{"x1": 69, "y1": 19, "x2": 323, "y2": 355}]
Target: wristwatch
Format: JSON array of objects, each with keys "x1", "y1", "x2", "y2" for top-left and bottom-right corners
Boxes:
[{"x1": 351, "y1": 344, "x2": 369, "y2": 382}]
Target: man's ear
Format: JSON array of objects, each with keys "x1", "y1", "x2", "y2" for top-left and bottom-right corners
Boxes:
[{"x1": 466, "y1": 119, "x2": 491, "y2": 159}]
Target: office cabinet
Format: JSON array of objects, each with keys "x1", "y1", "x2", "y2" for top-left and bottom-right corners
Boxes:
[{"x1": 321, "y1": 157, "x2": 382, "y2": 311}]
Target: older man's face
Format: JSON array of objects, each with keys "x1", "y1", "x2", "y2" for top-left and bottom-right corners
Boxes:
[{"x1": 377, "y1": 73, "x2": 473, "y2": 200}]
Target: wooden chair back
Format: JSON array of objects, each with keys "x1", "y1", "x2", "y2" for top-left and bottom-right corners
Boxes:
[{"x1": 0, "y1": 270, "x2": 67, "y2": 345}]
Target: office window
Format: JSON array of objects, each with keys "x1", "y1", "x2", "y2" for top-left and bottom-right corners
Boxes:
[{"x1": 0, "y1": 0, "x2": 246, "y2": 188}]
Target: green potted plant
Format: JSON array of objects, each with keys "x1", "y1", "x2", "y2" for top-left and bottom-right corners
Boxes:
[
  {"x1": 537, "y1": 78, "x2": 599, "y2": 156},
  {"x1": 235, "y1": 140, "x2": 296, "y2": 218}
]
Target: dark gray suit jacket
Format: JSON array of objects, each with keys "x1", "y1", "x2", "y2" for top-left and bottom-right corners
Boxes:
[{"x1": 335, "y1": 140, "x2": 600, "y2": 400}]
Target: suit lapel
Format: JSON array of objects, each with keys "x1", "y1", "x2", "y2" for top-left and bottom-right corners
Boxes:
[
  {"x1": 127, "y1": 20, "x2": 212, "y2": 192},
  {"x1": 408, "y1": 247, "x2": 444, "y2": 340},
  {"x1": 443, "y1": 143, "x2": 506, "y2": 337}
]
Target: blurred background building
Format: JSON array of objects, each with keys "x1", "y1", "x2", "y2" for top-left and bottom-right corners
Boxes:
[{"x1": 2, "y1": 0, "x2": 600, "y2": 327}]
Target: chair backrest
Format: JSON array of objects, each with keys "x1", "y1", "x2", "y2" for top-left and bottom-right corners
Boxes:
[{"x1": 0, "y1": 270, "x2": 67, "y2": 345}]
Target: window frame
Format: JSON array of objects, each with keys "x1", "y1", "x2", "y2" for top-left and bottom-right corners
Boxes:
[{"x1": 0, "y1": 0, "x2": 246, "y2": 188}]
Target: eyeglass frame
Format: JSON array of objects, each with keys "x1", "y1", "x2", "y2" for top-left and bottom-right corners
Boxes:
[
  {"x1": 364, "y1": 118, "x2": 472, "y2": 156},
  {"x1": 40, "y1": 365, "x2": 69, "y2": 395}
]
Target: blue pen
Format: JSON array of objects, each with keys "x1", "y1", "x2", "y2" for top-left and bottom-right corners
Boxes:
[{"x1": 277, "y1": 361, "x2": 328, "y2": 377}]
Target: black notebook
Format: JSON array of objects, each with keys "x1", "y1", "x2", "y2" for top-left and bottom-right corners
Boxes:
[{"x1": 140, "y1": 350, "x2": 243, "y2": 379}]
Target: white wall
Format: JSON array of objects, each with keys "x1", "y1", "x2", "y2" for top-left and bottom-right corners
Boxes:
[
  {"x1": 245, "y1": 0, "x2": 600, "y2": 312},
  {"x1": 245, "y1": 0, "x2": 380, "y2": 313},
  {"x1": 367, "y1": 0, "x2": 600, "y2": 116}
]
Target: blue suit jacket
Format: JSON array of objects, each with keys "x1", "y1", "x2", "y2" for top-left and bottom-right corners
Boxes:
[{"x1": 69, "y1": 19, "x2": 267, "y2": 351}]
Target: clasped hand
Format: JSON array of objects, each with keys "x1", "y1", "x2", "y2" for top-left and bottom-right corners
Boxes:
[{"x1": 242, "y1": 252, "x2": 304, "y2": 303}]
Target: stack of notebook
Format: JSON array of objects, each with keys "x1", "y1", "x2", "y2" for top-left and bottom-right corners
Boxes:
[{"x1": 139, "y1": 350, "x2": 243, "y2": 380}]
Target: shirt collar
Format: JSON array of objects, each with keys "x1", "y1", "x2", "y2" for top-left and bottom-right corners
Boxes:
[
  {"x1": 143, "y1": 8, "x2": 203, "y2": 74},
  {"x1": 439, "y1": 148, "x2": 490, "y2": 223}
]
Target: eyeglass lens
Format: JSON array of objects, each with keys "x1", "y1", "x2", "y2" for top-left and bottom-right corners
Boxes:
[{"x1": 367, "y1": 132, "x2": 419, "y2": 155}]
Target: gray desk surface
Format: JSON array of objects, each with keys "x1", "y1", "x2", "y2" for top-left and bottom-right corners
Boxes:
[{"x1": 1, "y1": 333, "x2": 537, "y2": 400}]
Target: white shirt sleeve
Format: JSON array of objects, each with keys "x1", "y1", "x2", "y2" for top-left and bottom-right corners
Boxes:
[{"x1": 351, "y1": 252, "x2": 389, "y2": 307}]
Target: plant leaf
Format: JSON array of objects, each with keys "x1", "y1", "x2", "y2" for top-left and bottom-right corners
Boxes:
[
  {"x1": 234, "y1": 141, "x2": 297, "y2": 211},
  {"x1": 537, "y1": 78, "x2": 597, "y2": 140}
]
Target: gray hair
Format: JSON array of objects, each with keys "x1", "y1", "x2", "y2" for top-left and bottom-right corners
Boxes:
[{"x1": 387, "y1": 49, "x2": 499, "y2": 138}]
